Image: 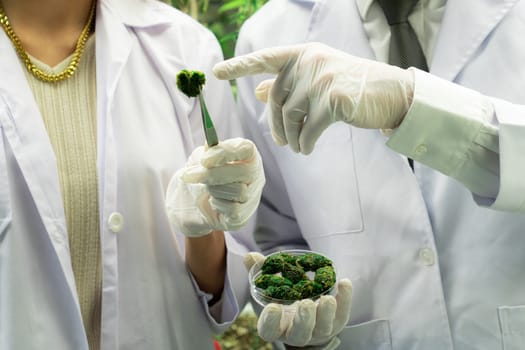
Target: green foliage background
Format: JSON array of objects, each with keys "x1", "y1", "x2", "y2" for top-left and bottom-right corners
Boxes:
[{"x1": 167, "y1": 0, "x2": 269, "y2": 59}]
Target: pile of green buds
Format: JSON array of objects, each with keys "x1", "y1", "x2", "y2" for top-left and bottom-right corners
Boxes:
[{"x1": 255, "y1": 252, "x2": 336, "y2": 301}]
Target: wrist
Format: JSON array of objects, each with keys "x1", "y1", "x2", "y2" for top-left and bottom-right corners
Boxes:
[
  {"x1": 405, "y1": 67, "x2": 416, "y2": 107},
  {"x1": 185, "y1": 231, "x2": 226, "y2": 295},
  {"x1": 388, "y1": 68, "x2": 416, "y2": 131}
]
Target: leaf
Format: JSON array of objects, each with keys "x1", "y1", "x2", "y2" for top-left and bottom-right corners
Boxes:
[{"x1": 218, "y1": 0, "x2": 246, "y2": 13}]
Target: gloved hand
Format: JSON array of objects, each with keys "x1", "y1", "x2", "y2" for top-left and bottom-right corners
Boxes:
[
  {"x1": 213, "y1": 42, "x2": 415, "y2": 155},
  {"x1": 244, "y1": 252, "x2": 353, "y2": 349},
  {"x1": 165, "y1": 138, "x2": 265, "y2": 237}
]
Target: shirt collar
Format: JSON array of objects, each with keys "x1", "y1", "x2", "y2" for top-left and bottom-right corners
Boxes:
[
  {"x1": 356, "y1": 0, "x2": 375, "y2": 20},
  {"x1": 356, "y1": 0, "x2": 448, "y2": 21}
]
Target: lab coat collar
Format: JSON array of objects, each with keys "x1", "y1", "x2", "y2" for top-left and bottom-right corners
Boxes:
[
  {"x1": 430, "y1": 0, "x2": 519, "y2": 81},
  {"x1": 99, "y1": 0, "x2": 175, "y2": 28},
  {"x1": 95, "y1": 0, "x2": 134, "y2": 114}
]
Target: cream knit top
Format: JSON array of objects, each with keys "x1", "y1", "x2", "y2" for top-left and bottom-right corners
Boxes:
[{"x1": 24, "y1": 36, "x2": 102, "y2": 350}]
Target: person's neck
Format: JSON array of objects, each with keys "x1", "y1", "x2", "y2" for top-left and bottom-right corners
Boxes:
[{"x1": 1, "y1": 0, "x2": 95, "y2": 66}]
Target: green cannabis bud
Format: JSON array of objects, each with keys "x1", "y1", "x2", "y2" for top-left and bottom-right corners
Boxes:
[
  {"x1": 314, "y1": 266, "x2": 336, "y2": 290},
  {"x1": 282, "y1": 263, "x2": 308, "y2": 284},
  {"x1": 264, "y1": 285, "x2": 302, "y2": 300},
  {"x1": 255, "y1": 274, "x2": 292, "y2": 289},
  {"x1": 296, "y1": 253, "x2": 333, "y2": 271},
  {"x1": 261, "y1": 254, "x2": 287, "y2": 274},
  {"x1": 176, "y1": 69, "x2": 205, "y2": 97}
]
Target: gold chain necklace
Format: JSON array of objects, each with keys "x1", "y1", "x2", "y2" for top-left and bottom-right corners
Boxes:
[{"x1": 0, "y1": 2, "x2": 96, "y2": 83}]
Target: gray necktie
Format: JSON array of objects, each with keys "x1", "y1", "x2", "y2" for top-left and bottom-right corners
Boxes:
[
  {"x1": 377, "y1": 0, "x2": 429, "y2": 169},
  {"x1": 377, "y1": 0, "x2": 429, "y2": 71}
]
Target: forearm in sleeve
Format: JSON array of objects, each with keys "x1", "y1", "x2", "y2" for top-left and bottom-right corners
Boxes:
[{"x1": 386, "y1": 69, "x2": 525, "y2": 212}]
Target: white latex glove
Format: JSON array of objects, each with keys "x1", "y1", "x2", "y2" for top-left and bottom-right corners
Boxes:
[
  {"x1": 244, "y1": 252, "x2": 352, "y2": 349},
  {"x1": 165, "y1": 138, "x2": 265, "y2": 237},
  {"x1": 213, "y1": 42, "x2": 415, "y2": 155}
]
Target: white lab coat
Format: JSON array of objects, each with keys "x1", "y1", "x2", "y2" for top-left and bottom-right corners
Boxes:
[
  {"x1": 0, "y1": 0, "x2": 252, "y2": 349},
  {"x1": 236, "y1": 0, "x2": 525, "y2": 349}
]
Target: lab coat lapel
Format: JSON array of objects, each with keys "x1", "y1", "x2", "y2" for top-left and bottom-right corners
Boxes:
[
  {"x1": 95, "y1": 0, "x2": 172, "y2": 192},
  {"x1": 95, "y1": 0, "x2": 133, "y2": 193},
  {"x1": 430, "y1": 0, "x2": 519, "y2": 81},
  {"x1": 0, "y1": 31, "x2": 78, "y2": 303},
  {"x1": 95, "y1": 0, "x2": 134, "y2": 102},
  {"x1": 305, "y1": 0, "x2": 375, "y2": 59}
]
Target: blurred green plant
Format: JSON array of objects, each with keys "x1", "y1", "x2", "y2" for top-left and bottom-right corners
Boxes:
[
  {"x1": 216, "y1": 0, "x2": 267, "y2": 58},
  {"x1": 169, "y1": 0, "x2": 268, "y2": 59},
  {"x1": 167, "y1": 0, "x2": 209, "y2": 20}
]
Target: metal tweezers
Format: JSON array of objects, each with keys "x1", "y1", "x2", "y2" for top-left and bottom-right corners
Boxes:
[{"x1": 198, "y1": 94, "x2": 219, "y2": 147}]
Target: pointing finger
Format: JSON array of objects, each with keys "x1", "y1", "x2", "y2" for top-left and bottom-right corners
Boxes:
[{"x1": 213, "y1": 45, "x2": 304, "y2": 80}]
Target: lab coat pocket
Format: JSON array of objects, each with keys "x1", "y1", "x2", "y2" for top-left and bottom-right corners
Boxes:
[
  {"x1": 498, "y1": 305, "x2": 525, "y2": 350},
  {"x1": 338, "y1": 319, "x2": 393, "y2": 350},
  {"x1": 263, "y1": 123, "x2": 364, "y2": 238},
  {"x1": 0, "y1": 127, "x2": 11, "y2": 238}
]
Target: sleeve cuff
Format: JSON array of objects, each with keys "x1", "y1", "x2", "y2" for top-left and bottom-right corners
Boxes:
[
  {"x1": 188, "y1": 262, "x2": 240, "y2": 329},
  {"x1": 386, "y1": 69, "x2": 493, "y2": 176},
  {"x1": 489, "y1": 97, "x2": 525, "y2": 211}
]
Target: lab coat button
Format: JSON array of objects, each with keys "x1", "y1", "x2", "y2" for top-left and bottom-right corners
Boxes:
[
  {"x1": 108, "y1": 212, "x2": 124, "y2": 233},
  {"x1": 419, "y1": 247, "x2": 435, "y2": 266},
  {"x1": 414, "y1": 144, "x2": 427, "y2": 156}
]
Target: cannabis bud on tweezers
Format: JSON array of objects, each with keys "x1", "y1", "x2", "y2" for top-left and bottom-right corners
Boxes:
[
  {"x1": 176, "y1": 69, "x2": 219, "y2": 147},
  {"x1": 176, "y1": 69, "x2": 205, "y2": 97}
]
